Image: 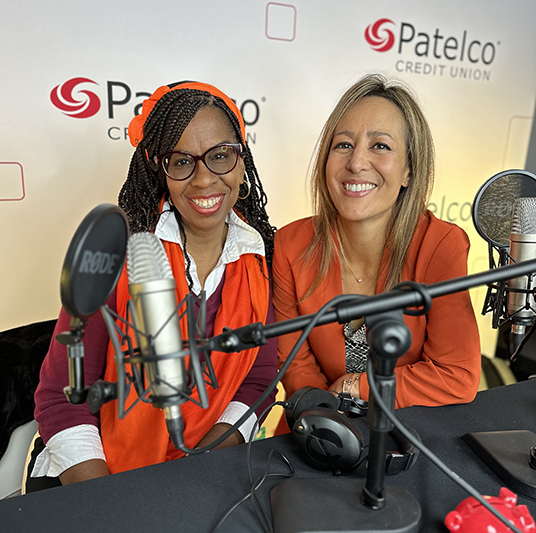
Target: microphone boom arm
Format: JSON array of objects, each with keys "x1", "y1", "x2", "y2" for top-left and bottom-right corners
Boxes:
[{"x1": 207, "y1": 258, "x2": 536, "y2": 355}]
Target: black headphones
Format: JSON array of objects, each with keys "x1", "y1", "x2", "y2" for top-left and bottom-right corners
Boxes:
[{"x1": 285, "y1": 387, "x2": 420, "y2": 476}]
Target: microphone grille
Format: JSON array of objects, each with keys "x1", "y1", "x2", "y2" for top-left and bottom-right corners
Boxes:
[
  {"x1": 511, "y1": 198, "x2": 536, "y2": 234},
  {"x1": 127, "y1": 233, "x2": 173, "y2": 283}
]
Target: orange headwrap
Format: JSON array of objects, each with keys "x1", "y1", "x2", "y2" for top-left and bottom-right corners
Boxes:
[{"x1": 127, "y1": 81, "x2": 246, "y2": 148}]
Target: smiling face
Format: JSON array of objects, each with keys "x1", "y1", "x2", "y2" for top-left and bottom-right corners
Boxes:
[
  {"x1": 325, "y1": 96, "x2": 410, "y2": 230},
  {"x1": 166, "y1": 105, "x2": 244, "y2": 239}
]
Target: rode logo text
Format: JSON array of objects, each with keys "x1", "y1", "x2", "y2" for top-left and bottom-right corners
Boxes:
[{"x1": 78, "y1": 251, "x2": 120, "y2": 275}]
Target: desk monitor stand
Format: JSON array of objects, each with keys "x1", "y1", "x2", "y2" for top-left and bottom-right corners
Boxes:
[{"x1": 271, "y1": 477, "x2": 421, "y2": 533}]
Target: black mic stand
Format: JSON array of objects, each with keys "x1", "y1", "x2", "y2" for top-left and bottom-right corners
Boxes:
[{"x1": 270, "y1": 308, "x2": 421, "y2": 533}]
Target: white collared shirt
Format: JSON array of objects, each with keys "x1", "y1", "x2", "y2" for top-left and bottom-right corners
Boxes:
[
  {"x1": 32, "y1": 205, "x2": 265, "y2": 478},
  {"x1": 155, "y1": 201, "x2": 265, "y2": 298}
]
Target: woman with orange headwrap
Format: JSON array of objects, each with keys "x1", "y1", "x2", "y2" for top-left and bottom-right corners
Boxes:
[{"x1": 27, "y1": 82, "x2": 277, "y2": 489}]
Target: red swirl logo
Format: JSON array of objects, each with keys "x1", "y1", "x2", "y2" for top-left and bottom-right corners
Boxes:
[
  {"x1": 50, "y1": 78, "x2": 101, "y2": 118},
  {"x1": 365, "y1": 19, "x2": 395, "y2": 52}
]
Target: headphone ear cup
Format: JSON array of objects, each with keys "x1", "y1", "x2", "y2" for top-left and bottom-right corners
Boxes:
[
  {"x1": 292, "y1": 408, "x2": 364, "y2": 475},
  {"x1": 285, "y1": 387, "x2": 340, "y2": 430}
]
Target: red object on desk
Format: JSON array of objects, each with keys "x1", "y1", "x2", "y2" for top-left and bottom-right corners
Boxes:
[{"x1": 445, "y1": 487, "x2": 536, "y2": 532}]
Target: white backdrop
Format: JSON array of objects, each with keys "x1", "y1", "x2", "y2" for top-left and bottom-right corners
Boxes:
[{"x1": 2, "y1": 0, "x2": 536, "y2": 358}]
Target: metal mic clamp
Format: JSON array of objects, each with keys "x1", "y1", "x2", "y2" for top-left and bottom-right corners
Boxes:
[
  {"x1": 56, "y1": 317, "x2": 90, "y2": 405},
  {"x1": 210, "y1": 322, "x2": 267, "y2": 353},
  {"x1": 87, "y1": 380, "x2": 118, "y2": 413}
]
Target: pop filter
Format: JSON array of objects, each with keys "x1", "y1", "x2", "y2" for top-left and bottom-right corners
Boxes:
[
  {"x1": 60, "y1": 204, "x2": 129, "y2": 321},
  {"x1": 472, "y1": 169, "x2": 536, "y2": 248}
]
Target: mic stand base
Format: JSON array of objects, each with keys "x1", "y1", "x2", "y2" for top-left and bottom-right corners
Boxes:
[
  {"x1": 270, "y1": 477, "x2": 421, "y2": 533},
  {"x1": 463, "y1": 430, "x2": 536, "y2": 500}
]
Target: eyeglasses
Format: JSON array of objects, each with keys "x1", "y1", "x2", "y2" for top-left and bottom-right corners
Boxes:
[{"x1": 157, "y1": 143, "x2": 243, "y2": 181}]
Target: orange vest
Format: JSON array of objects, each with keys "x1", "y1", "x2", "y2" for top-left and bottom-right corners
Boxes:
[{"x1": 100, "y1": 239, "x2": 269, "y2": 473}]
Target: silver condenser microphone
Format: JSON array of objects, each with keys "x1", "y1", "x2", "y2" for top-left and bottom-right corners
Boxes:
[
  {"x1": 508, "y1": 197, "x2": 536, "y2": 355},
  {"x1": 127, "y1": 233, "x2": 187, "y2": 448}
]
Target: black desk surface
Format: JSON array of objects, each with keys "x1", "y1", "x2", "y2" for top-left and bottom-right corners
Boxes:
[{"x1": 2, "y1": 379, "x2": 536, "y2": 533}]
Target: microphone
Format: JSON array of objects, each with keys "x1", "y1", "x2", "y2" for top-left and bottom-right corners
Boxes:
[
  {"x1": 126, "y1": 233, "x2": 188, "y2": 449},
  {"x1": 507, "y1": 197, "x2": 536, "y2": 355},
  {"x1": 472, "y1": 170, "x2": 536, "y2": 350}
]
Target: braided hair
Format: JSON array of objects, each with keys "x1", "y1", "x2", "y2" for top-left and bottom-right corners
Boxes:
[{"x1": 118, "y1": 86, "x2": 275, "y2": 263}]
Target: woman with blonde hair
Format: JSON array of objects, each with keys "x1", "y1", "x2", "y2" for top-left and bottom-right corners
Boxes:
[{"x1": 273, "y1": 74, "x2": 480, "y2": 423}]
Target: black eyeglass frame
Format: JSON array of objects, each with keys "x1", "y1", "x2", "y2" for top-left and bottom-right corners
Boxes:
[{"x1": 156, "y1": 143, "x2": 243, "y2": 181}]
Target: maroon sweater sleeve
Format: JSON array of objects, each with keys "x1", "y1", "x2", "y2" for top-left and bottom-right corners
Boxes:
[{"x1": 34, "y1": 289, "x2": 117, "y2": 444}]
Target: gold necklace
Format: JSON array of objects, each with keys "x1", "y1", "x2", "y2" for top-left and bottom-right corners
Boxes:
[{"x1": 338, "y1": 237, "x2": 363, "y2": 283}]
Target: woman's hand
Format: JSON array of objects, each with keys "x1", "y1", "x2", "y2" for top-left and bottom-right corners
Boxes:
[{"x1": 330, "y1": 373, "x2": 363, "y2": 399}]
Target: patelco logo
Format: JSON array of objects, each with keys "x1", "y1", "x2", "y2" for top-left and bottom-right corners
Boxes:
[
  {"x1": 50, "y1": 78, "x2": 101, "y2": 119},
  {"x1": 365, "y1": 18, "x2": 395, "y2": 52},
  {"x1": 49, "y1": 78, "x2": 264, "y2": 142}
]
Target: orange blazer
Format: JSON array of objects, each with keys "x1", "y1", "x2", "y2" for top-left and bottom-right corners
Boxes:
[{"x1": 273, "y1": 211, "x2": 481, "y2": 409}]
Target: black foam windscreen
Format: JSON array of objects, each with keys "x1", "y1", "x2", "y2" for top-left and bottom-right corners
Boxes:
[
  {"x1": 472, "y1": 169, "x2": 536, "y2": 248},
  {"x1": 60, "y1": 204, "x2": 129, "y2": 321}
]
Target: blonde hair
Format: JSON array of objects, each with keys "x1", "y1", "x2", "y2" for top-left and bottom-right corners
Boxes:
[{"x1": 304, "y1": 74, "x2": 435, "y2": 298}]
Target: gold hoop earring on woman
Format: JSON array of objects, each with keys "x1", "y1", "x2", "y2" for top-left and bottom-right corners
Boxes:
[{"x1": 238, "y1": 175, "x2": 251, "y2": 200}]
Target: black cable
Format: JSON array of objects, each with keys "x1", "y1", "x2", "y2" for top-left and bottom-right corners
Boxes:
[
  {"x1": 365, "y1": 359, "x2": 525, "y2": 533},
  {"x1": 210, "y1": 400, "x2": 294, "y2": 533},
  {"x1": 354, "y1": 444, "x2": 370, "y2": 471},
  {"x1": 248, "y1": 451, "x2": 294, "y2": 533},
  {"x1": 247, "y1": 402, "x2": 294, "y2": 533},
  {"x1": 246, "y1": 401, "x2": 290, "y2": 485},
  {"x1": 210, "y1": 489, "x2": 253, "y2": 533}
]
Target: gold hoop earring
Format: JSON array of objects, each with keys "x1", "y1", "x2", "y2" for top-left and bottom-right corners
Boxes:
[
  {"x1": 238, "y1": 175, "x2": 251, "y2": 200},
  {"x1": 168, "y1": 195, "x2": 175, "y2": 207}
]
